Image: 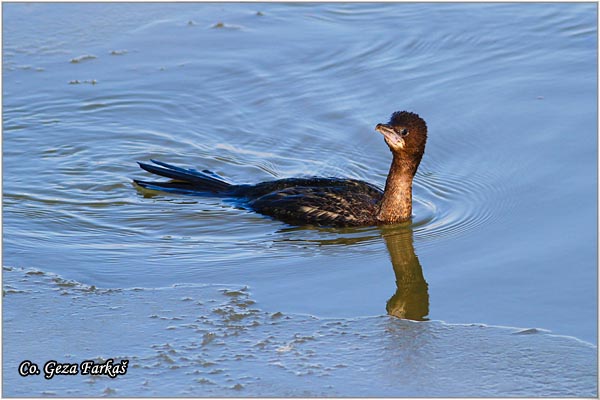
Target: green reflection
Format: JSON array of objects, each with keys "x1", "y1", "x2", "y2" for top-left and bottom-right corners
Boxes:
[{"x1": 380, "y1": 225, "x2": 429, "y2": 321}]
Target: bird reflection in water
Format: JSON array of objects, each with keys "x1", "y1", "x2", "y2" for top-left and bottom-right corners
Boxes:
[
  {"x1": 380, "y1": 225, "x2": 429, "y2": 321},
  {"x1": 274, "y1": 224, "x2": 429, "y2": 321}
]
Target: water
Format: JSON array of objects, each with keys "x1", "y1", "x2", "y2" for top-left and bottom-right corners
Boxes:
[
  {"x1": 3, "y1": 266, "x2": 597, "y2": 397},
  {"x1": 3, "y1": 3, "x2": 597, "y2": 396}
]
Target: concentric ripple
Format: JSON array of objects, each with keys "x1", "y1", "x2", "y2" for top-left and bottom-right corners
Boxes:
[{"x1": 411, "y1": 167, "x2": 512, "y2": 246}]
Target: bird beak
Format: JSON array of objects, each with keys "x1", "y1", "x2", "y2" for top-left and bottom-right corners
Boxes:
[{"x1": 376, "y1": 123, "x2": 405, "y2": 149}]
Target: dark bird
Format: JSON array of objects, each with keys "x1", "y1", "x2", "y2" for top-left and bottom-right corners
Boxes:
[{"x1": 134, "y1": 111, "x2": 427, "y2": 227}]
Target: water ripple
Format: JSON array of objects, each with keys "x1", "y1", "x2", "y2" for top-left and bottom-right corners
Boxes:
[{"x1": 412, "y1": 170, "x2": 501, "y2": 245}]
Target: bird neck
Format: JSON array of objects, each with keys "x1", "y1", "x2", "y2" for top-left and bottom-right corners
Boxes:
[{"x1": 376, "y1": 155, "x2": 416, "y2": 223}]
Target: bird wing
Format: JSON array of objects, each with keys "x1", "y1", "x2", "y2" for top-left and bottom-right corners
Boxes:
[{"x1": 248, "y1": 185, "x2": 380, "y2": 227}]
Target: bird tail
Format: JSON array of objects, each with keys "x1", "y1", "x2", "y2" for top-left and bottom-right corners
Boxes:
[{"x1": 134, "y1": 159, "x2": 233, "y2": 195}]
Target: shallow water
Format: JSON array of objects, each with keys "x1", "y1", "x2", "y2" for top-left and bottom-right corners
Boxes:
[
  {"x1": 4, "y1": 266, "x2": 597, "y2": 397},
  {"x1": 2, "y1": 2, "x2": 598, "y2": 397}
]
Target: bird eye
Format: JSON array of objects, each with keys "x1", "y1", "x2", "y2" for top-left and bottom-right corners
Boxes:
[{"x1": 399, "y1": 128, "x2": 409, "y2": 137}]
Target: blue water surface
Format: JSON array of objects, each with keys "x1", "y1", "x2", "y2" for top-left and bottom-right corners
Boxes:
[{"x1": 3, "y1": 3, "x2": 597, "y2": 397}]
